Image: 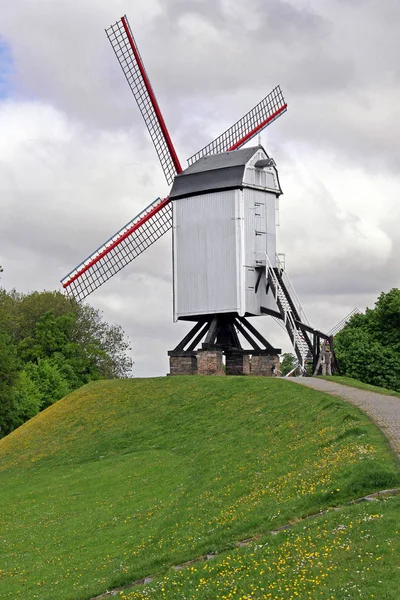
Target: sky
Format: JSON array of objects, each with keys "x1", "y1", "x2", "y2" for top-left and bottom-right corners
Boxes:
[{"x1": 0, "y1": 0, "x2": 399, "y2": 377}]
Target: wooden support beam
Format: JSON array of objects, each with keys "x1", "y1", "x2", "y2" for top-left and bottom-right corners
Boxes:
[
  {"x1": 173, "y1": 320, "x2": 205, "y2": 352},
  {"x1": 260, "y1": 306, "x2": 283, "y2": 320},
  {"x1": 234, "y1": 319, "x2": 262, "y2": 352},
  {"x1": 204, "y1": 316, "x2": 219, "y2": 345},
  {"x1": 229, "y1": 323, "x2": 242, "y2": 349},
  {"x1": 187, "y1": 322, "x2": 210, "y2": 352}
]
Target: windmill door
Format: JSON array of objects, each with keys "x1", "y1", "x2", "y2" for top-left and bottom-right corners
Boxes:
[{"x1": 254, "y1": 198, "x2": 267, "y2": 266}]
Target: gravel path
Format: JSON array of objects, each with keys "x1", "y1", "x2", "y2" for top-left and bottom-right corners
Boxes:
[{"x1": 289, "y1": 377, "x2": 400, "y2": 458}]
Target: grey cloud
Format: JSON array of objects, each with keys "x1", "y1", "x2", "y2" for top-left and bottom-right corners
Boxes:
[
  {"x1": 275, "y1": 163, "x2": 397, "y2": 306},
  {"x1": 2, "y1": 0, "x2": 399, "y2": 174}
]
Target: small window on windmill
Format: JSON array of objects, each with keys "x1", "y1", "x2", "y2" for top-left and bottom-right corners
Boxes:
[{"x1": 254, "y1": 159, "x2": 273, "y2": 188}]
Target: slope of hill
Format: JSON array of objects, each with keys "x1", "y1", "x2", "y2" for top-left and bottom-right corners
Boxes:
[
  {"x1": 0, "y1": 376, "x2": 398, "y2": 600},
  {"x1": 121, "y1": 495, "x2": 400, "y2": 600}
]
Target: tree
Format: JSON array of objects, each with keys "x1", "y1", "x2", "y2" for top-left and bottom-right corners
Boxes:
[
  {"x1": 366, "y1": 289, "x2": 400, "y2": 352},
  {"x1": 17, "y1": 311, "x2": 75, "y2": 363},
  {"x1": 71, "y1": 303, "x2": 132, "y2": 378},
  {"x1": 0, "y1": 329, "x2": 19, "y2": 436},
  {"x1": 0, "y1": 288, "x2": 133, "y2": 436},
  {"x1": 0, "y1": 290, "x2": 132, "y2": 378},
  {"x1": 335, "y1": 289, "x2": 400, "y2": 391},
  {"x1": 0, "y1": 290, "x2": 79, "y2": 344},
  {"x1": 13, "y1": 370, "x2": 42, "y2": 428},
  {"x1": 280, "y1": 352, "x2": 297, "y2": 376},
  {"x1": 23, "y1": 359, "x2": 71, "y2": 410}
]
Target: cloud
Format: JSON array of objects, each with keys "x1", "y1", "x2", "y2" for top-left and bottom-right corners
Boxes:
[
  {"x1": 0, "y1": 100, "x2": 169, "y2": 258},
  {"x1": 277, "y1": 147, "x2": 399, "y2": 308}
]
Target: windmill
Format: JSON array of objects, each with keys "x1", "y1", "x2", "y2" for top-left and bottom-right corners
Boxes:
[{"x1": 61, "y1": 15, "x2": 338, "y2": 376}]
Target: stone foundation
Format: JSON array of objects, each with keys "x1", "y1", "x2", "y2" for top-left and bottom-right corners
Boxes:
[
  {"x1": 251, "y1": 354, "x2": 279, "y2": 376},
  {"x1": 169, "y1": 353, "x2": 197, "y2": 376},
  {"x1": 225, "y1": 353, "x2": 250, "y2": 376},
  {"x1": 168, "y1": 351, "x2": 280, "y2": 377},
  {"x1": 197, "y1": 349, "x2": 224, "y2": 376}
]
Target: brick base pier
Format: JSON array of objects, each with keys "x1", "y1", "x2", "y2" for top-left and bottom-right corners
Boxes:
[
  {"x1": 250, "y1": 355, "x2": 279, "y2": 376},
  {"x1": 225, "y1": 353, "x2": 250, "y2": 376},
  {"x1": 196, "y1": 350, "x2": 224, "y2": 375},
  {"x1": 168, "y1": 353, "x2": 197, "y2": 376}
]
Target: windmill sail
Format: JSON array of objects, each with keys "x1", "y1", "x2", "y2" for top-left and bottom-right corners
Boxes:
[
  {"x1": 187, "y1": 86, "x2": 287, "y2": 165},
  {"x1": 61, "y1": 197, "x2": 171, "y2": 301},
  {"x1": 106, "y1": 16, "x2": 182, "y2": 185}
]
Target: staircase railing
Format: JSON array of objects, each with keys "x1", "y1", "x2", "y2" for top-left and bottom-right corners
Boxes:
[
  {"x1": 266, "y1": 255, "x2": 311, "y2": 367},
  {"x1": 328, "y1": 307, "x2": 360, "y2": 337},
  {"x1": 275, "y1": 254, "x2": 310, "y2": 326}
]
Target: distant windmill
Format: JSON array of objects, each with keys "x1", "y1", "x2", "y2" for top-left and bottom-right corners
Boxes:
[{"x1": 61, "y1": 15, "x2": 338, "y2": 376}]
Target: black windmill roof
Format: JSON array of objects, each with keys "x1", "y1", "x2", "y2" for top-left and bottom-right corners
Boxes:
[{"x1": 170, "y1": 146, "x2": 267, "y2": 200}]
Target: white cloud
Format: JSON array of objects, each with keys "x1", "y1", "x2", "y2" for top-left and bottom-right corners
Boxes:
[{"x1": 279, "y1": 149, "x2": 396, "y2": 277}]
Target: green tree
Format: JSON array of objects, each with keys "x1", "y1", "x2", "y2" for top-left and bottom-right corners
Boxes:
[
  {"x1": 0, "y1": 288, "x2": 133, "y2": 435},
  {"x1": 0, "y1": 290, "x2": 132, "y2": 378},
  {"x1": 73, "y1": 304, "x2": 132, "y2": 378},
  {"x1": 13, "y1": 370, "x2": 42, "y2": 428},
  {"x1": 24, "y1": 359, "x2": 72, "y2": 410},
  {"x1": 0, "y1": 289, "x2": 72, "y2": 342},
  {"x1": 280, "y1": 353, "x2": 297, "y2": 376},
  {"x1": 335, "y1": 289, "x2": 400, "y2": 391},
  {"x1": 17, "y1": 311, "x2": 75, "y2": 363},
  {"x1": 366, "y1": 289, "x2": 400, "y2": 352},
  {"x1": 0, "y1": 329, "x2": 19, "y2": 436}
]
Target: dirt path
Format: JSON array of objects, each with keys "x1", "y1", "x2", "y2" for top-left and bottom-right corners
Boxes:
[{"x1": 290, "y1": 377, "x2": 400, "y2": 458}]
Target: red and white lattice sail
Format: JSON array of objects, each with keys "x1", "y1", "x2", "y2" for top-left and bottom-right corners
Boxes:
[
  {"x1": 61, "y1": 197, "x2": 171, "y2": 301},
  {"x1": 61, "y1": 15, "x2": 287, "y2": 301},
  {"x1": 106, "y1": 15, "x2": 182, "y2": 185},
  {"x1": 187, "y1": 86, "x2": 287, "y2": 164}
]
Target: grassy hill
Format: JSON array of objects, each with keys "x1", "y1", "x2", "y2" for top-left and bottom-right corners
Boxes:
[{"x1": 0, "y1": 376, "x2": 399, "y2": 600}]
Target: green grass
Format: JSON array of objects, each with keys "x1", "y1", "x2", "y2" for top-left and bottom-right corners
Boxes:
[
  {"x1": 0, "y1": 376, "x2": 399, "y2": 600},
  {"x1": 122, "y1": 496, "x2": 400, "y2": 600},
  {"x1": 321, "y1": 375, "x2": 400, "y2": 397}
]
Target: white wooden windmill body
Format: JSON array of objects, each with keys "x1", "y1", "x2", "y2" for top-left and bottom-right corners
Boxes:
[
  {"x1": 61, "y1": 14, "x2": 337, "y2": 375},
  {"x1": 171, "y1": 147, "x2": 281, "y2": 320}
]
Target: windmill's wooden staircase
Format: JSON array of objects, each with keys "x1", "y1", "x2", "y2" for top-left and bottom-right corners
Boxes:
[{"x1": 265, "y1": 256, "x2": 338, "y2": 373}]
